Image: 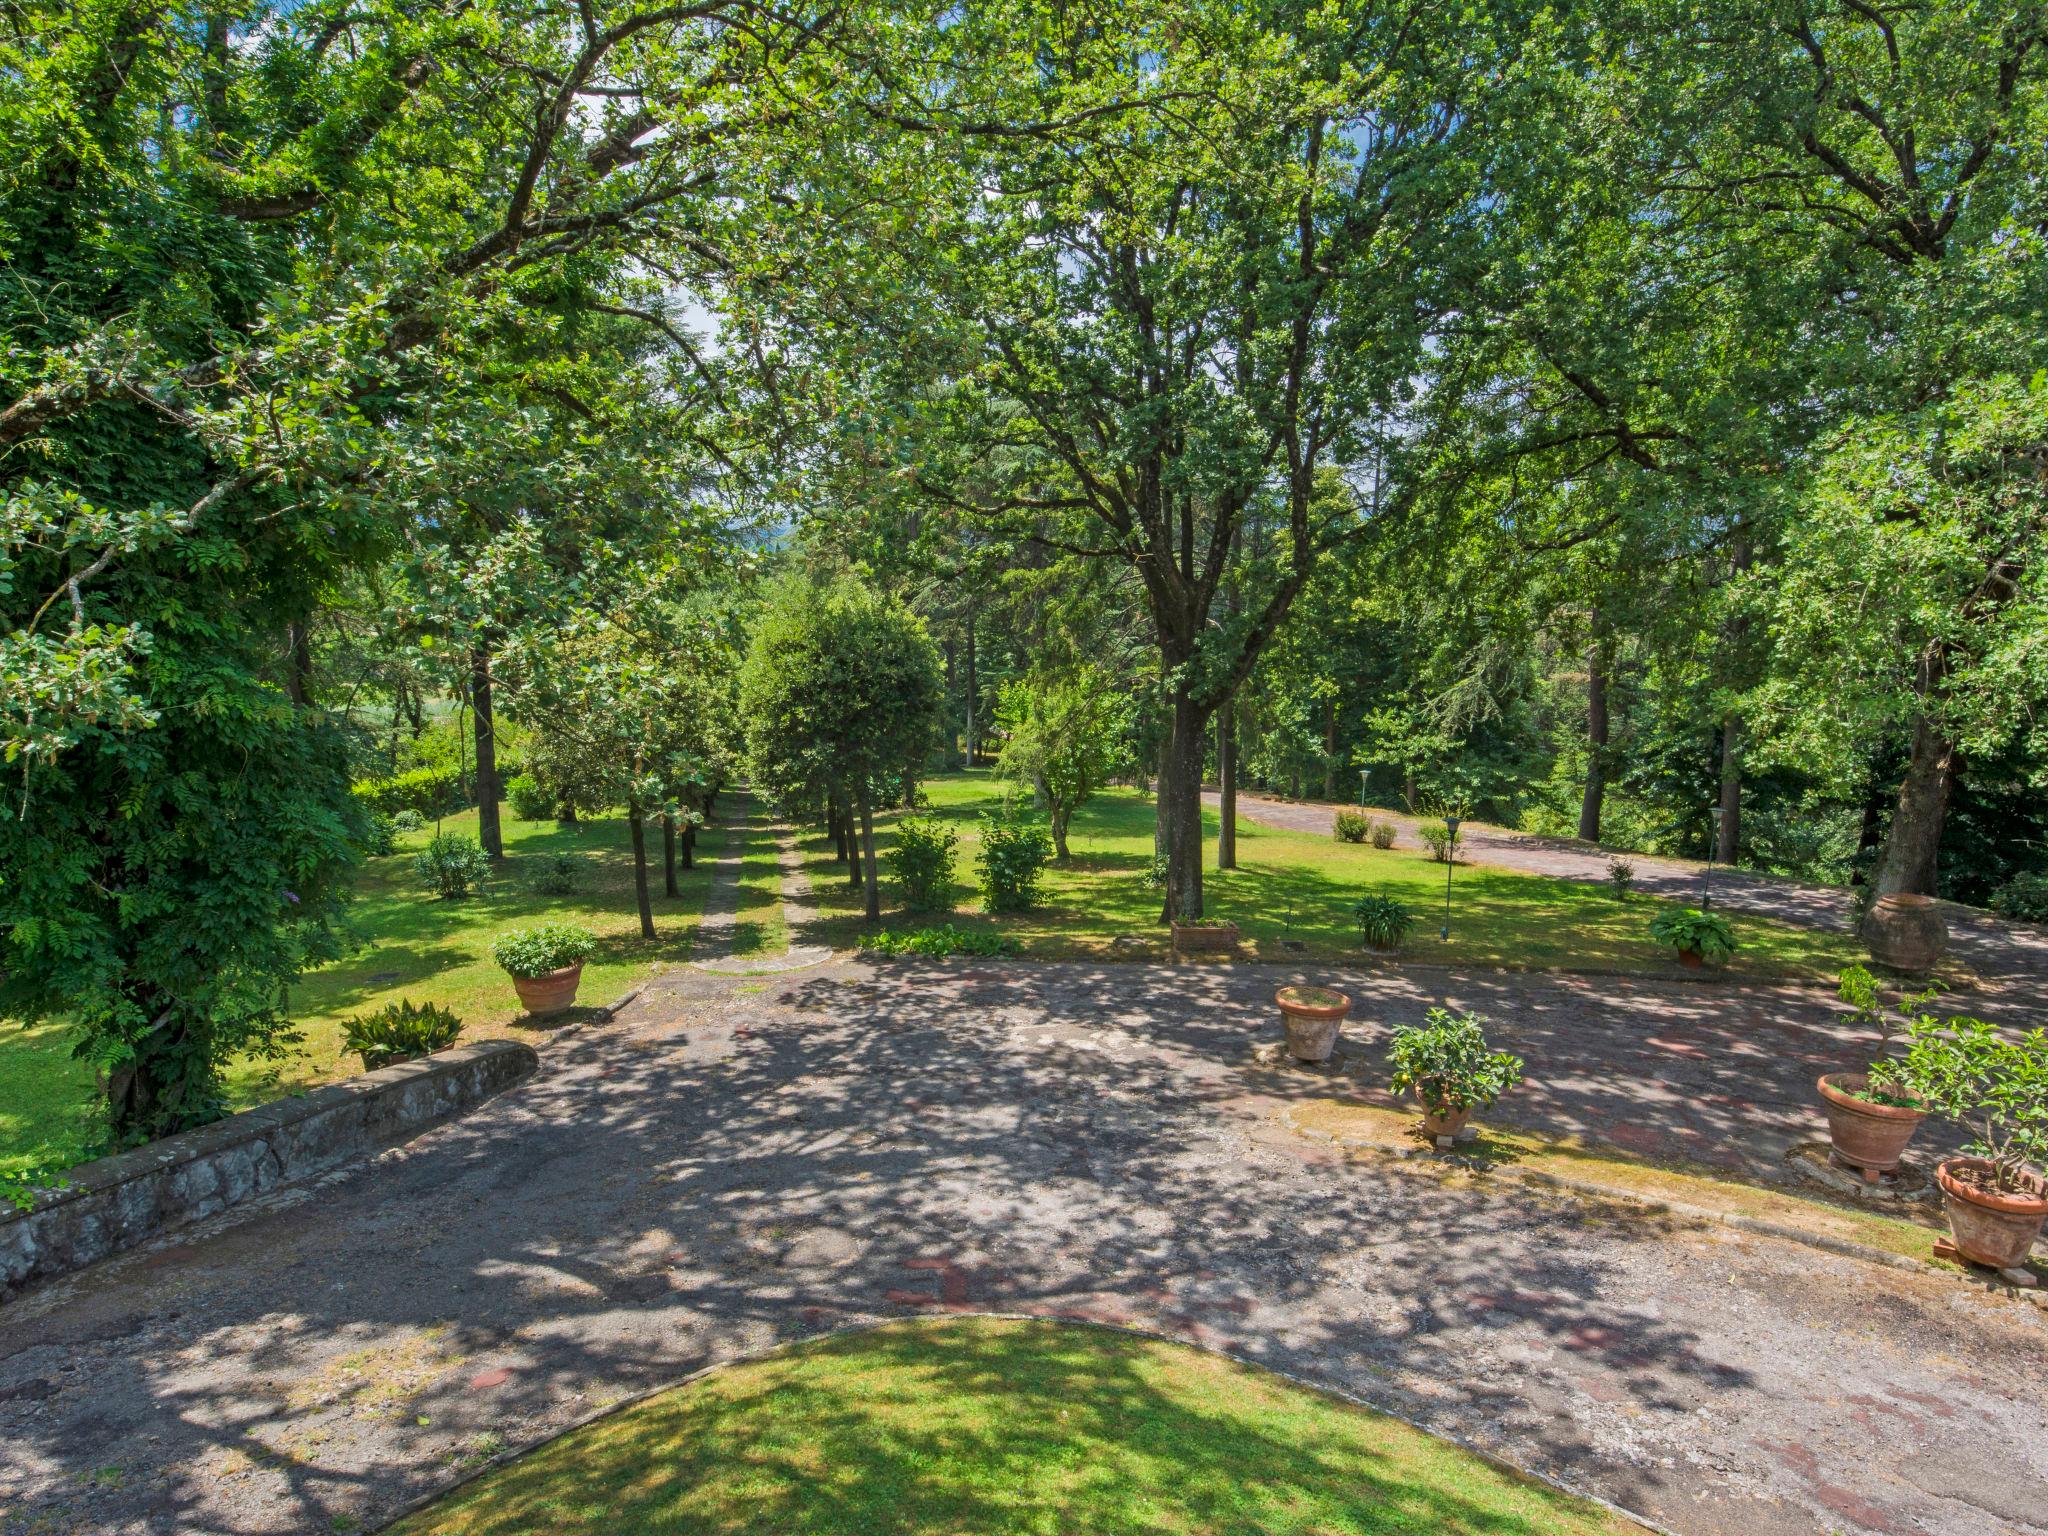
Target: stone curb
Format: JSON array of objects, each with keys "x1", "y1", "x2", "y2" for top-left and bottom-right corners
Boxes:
[
  {"x1": 1280, "y1": 1110, "x2": 2048, "y2": 1315},
  {"x1": 0, "y1": 1039, "x2": 537, "y2": 1301},
  {"x1": 367, "y1": 1314, "x2": 1681, "y2": 1536}
]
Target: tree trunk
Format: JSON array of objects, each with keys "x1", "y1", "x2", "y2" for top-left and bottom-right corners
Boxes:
[
  {"x1": 1577, "y1": 630, "x2": 1609, "y2": 844},
  {"x1": 1159, "y1": 687, "x2": 1208, "y2": 923},
  {"x1": 1402, "y1": 766, "x2": 1417, "y2": 814},
  {"x1": 663, "y1": 814, "x2": 679, "y2": 897},
  {"x1": 285, "y1": 619, "x2": 313, "y2": 706},
  {"x1": 963, "y1": 621, "x2": 978, "y2": 767},
  {"x1": 829, "y1": 789, "x2": 848, "y2": 862},
  {"x1": 104, "y1": 997, "x2": 202, "y2": 1142},
  {"x1": 680, "y1": 820, "x2": 696, "y2": 869},
  {"x1": 471, "y1": 646, "x2": 503, "y2": 860},
  {"x1": 858, "y1": 793, "x2": 881, "y2": 920},
  {"x1": 1217, "y1": 702, "x2": 1237, "y2": 871},
  {"x1": 1876, "y1": 711, "x2": 1957, "y2": 896},
  {"x1": 1321, "y1": 696, "x2": 1337, "y2": 802},
  {"x1": 628, "y1": 802, "x2": 656, "y2": 939},
  {"x1": 1716, "y1": 715, "x2": 1742, "y2": 865},
  {"x1": 1051, "y1": 802, "x2": 1072, "y2": 860}
]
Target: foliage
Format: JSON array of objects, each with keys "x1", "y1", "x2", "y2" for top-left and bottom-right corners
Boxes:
[
  {"x1": 413, "y1": 834, "x2": 492, "y2": 901},
  {"x1": 1334, "y1": 810, "x2": 1372, "y2": 844},
  {"x1": 360, "y1": 814, "x2": 398, "y2": 859},
  {"x1": 858, "y1": 925, "x2": 1018, "y2": 958},
  {"x1": 1388, "y1": 1009, "x2": 1525, "y2": 1116},
  {"x1": 976, "y1": 813, "x2": 1053, "y2": 913},
  {"x1": 1884, "y1": 1015, "x2": 2048, "y2": 1195},
  {"x1": 1843, "y1": 965, "x2": 1936, "y2": 1109},
  {"x1": 1649, "y1": 907, "x2": 1736, "y2": 962},
  {"x1": 490, "y1": 923, "x2": 598, "y2": 979},
  {"x1": 392, "y1": 810, "x2": 427, "y2": 833},
  {"x1": 1369, "y1": 822, "x2": 1397, "y2": 851},
  {"x1": 996, "y1": 668, "x2": 1131, "y2": 859},
  {"x1": 341, "y1": 1001, "x2": 463, "y2": 1072},
  {"x1": 1606, "y1": 859, "x2": 1636, "y2": 899},
  {"x1": 1353, "y1": 895, "x2": 1416, "y2": 952},
  {"x1": 506, "y1": 774, "x2": 556, "y2": 823},
  {"x1": 1992, "y1": 874, "x2": 2048, "y2": 925},
  {"x1": 888, "y1": 818, "x2": 959, "y2": 913},
  {"x1": 354, "y1": 766, "x2": 465, "y2": 819},
  {"x1": 1418, "y1": 825, "x2": 1461, "y2": 864},
  {"x1": 524, "y1": 853, "x2": 585, "y2": 897}
]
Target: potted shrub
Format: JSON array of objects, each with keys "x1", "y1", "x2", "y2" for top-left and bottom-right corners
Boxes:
[
  {"x1": 1649, "y1": 906, "x2": 1735, "y2": 969},
  {"x1": 1275, "y1": 984, "x2": 1352, "y2": 1062},
  {"x1": 1388, "y1": 1007, "x2": 1524, "y2": 1144},
  {"x1": 1887, "y1": 1013, "x2": 2048, "y2": 1270},
  {"x1": 1353, "y1": 894, "x2": 1415, "y2": 957},
  {"x1": 1815, "y1": 965, "x2": 1929, "y2": 1182},
  {"x1": 492, "y1": 922, "x2": 598, "y2": 1016}
]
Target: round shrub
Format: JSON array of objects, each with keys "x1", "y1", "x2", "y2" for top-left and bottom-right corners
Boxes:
[
  {"x1": 888, "y1": 817, "x2": 959, "y2": 912},
  {"x1": 1649, "y1": 905, "x2": 1736, "y2": 962},
  {"x1": 1334, "y1": 809, "x2": 1372, "y2": 843},
  {"x1": 1353, "y1": 894, "x2": 1415, "y2": 951},
  {"x1": 506, "y1": 773, "x2": 555, "y2": 822},
  {"x1": 491, "y1": 922, "x2": 598, "y2": 978},
  {"x1": 392, "y1": 809, "x2": 427, "y2": 833},
  {"x1": 359, "y1": 812, "x2": 397, "y2": 858},
  {"x1": 1368, "y1": 821, "x2": 1397, "y2": 850},
  {"x1": 976, "y1": 813, "x2": 1053, "y2": 913},
  {"x1": 413, "y1": 833, "x2": 491, "y2": 899},
  {"x1": 524, "y1": 852, "x2": 584, "y2": 896}
]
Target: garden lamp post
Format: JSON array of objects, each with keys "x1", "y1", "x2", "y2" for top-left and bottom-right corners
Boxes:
[
  {"x1": 1440, "y1": 814, "x2": 1460, "y2": 939},
  {"x1": 1358, "y1": 768, "x2": 1369, "y2": 808},
  {"x1": 1703, "y1": 806, "x2": 1723, "y2": 909}
]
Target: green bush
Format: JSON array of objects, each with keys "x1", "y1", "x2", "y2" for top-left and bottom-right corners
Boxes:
[
  {"x1": 392, "y1": 809, "x2": 426, "y2": 833},
  {"x1": 976, "y1": 813, "x2": 1053, "y2": 912},
  {"x1": 1882, "y1": 1012, "x2": 2048, "y2": 1195},
  {"x1": 353, "y1": 764, "x2": 464, "y2": 818},
  {"x1": 1369, "y1": 821, "x2": 1397, "y2": 850},
  {"x1": 859, "y1": 924, "x2": 1018, "y2": 958},
  {"x1": 1649, "y1": 905, "x2": 1736, "y2": 962},
  {"x1": 341, "y1": 999, "x2": 463, "y2": 1071},
  {"x1": 1991, "y1": 872, "x2": 2048, "y2": 924},
  {"x1": 413, "y1": 833, "x2": 491, "y2": 899},
  {"x1": 359, "y1": 812, "x2": 397, "y2": 858},
  {"x1": 1334, "y1": 808, "x2": 1372, "y2": 843},
  {"x1": 1418, "y1": 823, "x2": 1460, "y2": 863},
  {"x1": 506, "y1": 773, "x2": 555, "y2": 822},
  {"x1": 1388, "y1": 1008, "x2": 1524, "y2": 1116},
  {"x1": 1606, "y1": 857, "x2": 1636, "y2": 899},
  {"x1": 1353, "y1": 894, "x2": 1415, "y2": 951},
  {"x1": 491, "y1": 922, "x2": 598, "y2": 978},
  {"x1": 525, "y1": 852, "x2": 584, "y2": 896},
  {"x1": 888, "y1": 817, "x2": 959, "y2": 912}
]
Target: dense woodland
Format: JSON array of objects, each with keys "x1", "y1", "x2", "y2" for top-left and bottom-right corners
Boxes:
[{"x1": 3, "y1": 0, "x2": 2045, "y2": 1142}]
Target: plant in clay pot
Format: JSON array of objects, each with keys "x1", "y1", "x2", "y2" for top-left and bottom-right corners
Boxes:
[
  {"x1": 1274, "y1": 984, "x2": 1352, "y2": 1063},
  {"x1": 1886, "y1": 1013, "x2": 2048, "y2": 1271},
  {"x1": 1388, "y1": 1007, "x2": 1523, "y2": 1146},
  {"x1": 1648, "y1": 906, "x2": 1735, "y2": 969},
  {"x1": 492, "y1": 922, "x2": 598, "y2": 1017},
  {"x1": 1815, "y1": 965, "x2": 1930, "y2": 1181}
]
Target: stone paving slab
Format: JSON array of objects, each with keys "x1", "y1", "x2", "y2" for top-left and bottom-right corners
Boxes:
[{"x1": 1, "y1": 960, "x2": 2043, "y2": 1536}]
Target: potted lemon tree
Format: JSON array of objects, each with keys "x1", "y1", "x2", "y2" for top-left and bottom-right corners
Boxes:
[
  {"x1": 492, "y1": 923, "x2": 598, "y2": 1017},
  {"x1": 1815, "y1": 965, "x2": 1929, "y2": 1182},
  {"x1": 1388, "y1": 1008, "x2": 1524, "y2": 1146}
]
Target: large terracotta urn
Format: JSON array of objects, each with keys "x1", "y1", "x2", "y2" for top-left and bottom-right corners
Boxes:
[{"x1": 1861, "y1": 893, "x2": 1947, "y2": 975}]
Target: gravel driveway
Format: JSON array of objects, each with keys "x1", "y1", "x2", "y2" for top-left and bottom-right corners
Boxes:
[{"x1": 2, "y1": 959, "x2": 2043, "y2": 1536}]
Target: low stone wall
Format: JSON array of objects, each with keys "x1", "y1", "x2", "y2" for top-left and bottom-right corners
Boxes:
[{"x1": 0, "y1": 1039, "x2": 537, "y2": 1300}]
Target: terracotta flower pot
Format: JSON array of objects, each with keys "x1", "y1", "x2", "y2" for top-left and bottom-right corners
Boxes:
[
  {"x1": 1173, "y1": 921, "x2": 1240, "y2": 954},
  {"x1": 512, "y1": 962, "x2": 584, "y2": 1017},
  {"x1": 1275, "y1": 985, "x2": 1351, "y2": 1063},
  {"x1": 1935, "y1": 1158, "x2": 2048, "y2": 1270},
  {"x1": 1421, "y1": 1104, "x2": 1471, "y2": 1141},
  {"x1": 1816, "y1": 1073, "x2": 1926, "y2": 1180},
  {"x1": 1676, "y1": 948, "x2": 1705, "y2": 970},
  {"x1": 1861, "y1": 893, "x2": 1947, "y2": 975}
]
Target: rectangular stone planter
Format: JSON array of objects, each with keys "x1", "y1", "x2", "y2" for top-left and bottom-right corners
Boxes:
[
  {"x1": 0, "y1": 1039, "x2": 537, "y2": 1301},
  {"x1": 1171, "y1": 921, "x2": 1241, "y2": 953}
]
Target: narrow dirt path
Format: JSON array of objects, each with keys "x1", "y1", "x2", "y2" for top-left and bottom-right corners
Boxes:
[
  {"x1": 691, "y1": 796, "x2": 832, "y2": 975},
  {"x1": 3, "y1": 960, "x2": 2041, "y2": 1536},
  {"x1": 1207, "y1": 788, "x2": 2048, "y2": 994}
]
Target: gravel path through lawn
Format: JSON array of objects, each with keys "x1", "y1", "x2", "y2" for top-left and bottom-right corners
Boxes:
[
  {"x1": 1208, "y1": 788, "x2": 2048, "y2": 997},
  {"x1": 2, "y1": 960, "x2": 2043, "y2": 1536}
]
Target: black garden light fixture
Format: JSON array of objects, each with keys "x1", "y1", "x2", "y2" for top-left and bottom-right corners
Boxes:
[{"x1": 1439, "y1": 814, "x2": 1461, "y2": 939}]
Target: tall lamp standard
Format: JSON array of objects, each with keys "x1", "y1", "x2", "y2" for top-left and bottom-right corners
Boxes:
[
  {"x1": 1358, "y1": 768, "x2": 1369, "y2": 808},
  {"x1": 1439, "y1": 814, "x2": 1461, "y2": 940},
  {"x1": 1703, "y1": 805, "x2": 1724, "y2": 909}
]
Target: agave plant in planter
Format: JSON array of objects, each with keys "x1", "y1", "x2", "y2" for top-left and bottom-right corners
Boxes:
[
  {"x1": 1388, "y1": 1008, "x2": 1524, "y2": 1145},
  {"x1": 492, "y1": 922, "x2": 599, "y2": 1017},
  {"x1": 1815, "y1": 965, "x2": 1930, "y2": 1181},
  {"x1": 1353, "y1": 894, "x2": 1415, "y2": 957},
  {"x1": 1274, "y1": 984, "x2": 1352, "y2": 1063},
  {"x1": 1649, "y1": 906, "x2": 1735, "y2": 969},
  {"x1": 1886, "y1": 1013, "x2": 2048, "y2": 1271}
]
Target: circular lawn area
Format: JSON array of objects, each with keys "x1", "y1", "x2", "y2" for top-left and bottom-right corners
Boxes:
[{"x1": 394, "y1": 1317, "x2": 1647, "y2": 1535}]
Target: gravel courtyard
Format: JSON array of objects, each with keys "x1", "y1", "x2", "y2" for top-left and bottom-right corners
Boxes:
[{"x1": 2, "y1": 959, "x2": 2043, "y2": 1536}]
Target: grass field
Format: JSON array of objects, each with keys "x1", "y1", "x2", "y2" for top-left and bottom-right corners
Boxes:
[
  {"x1": 800, "y1": 771, "x2": 1863, "y2": 979},
  {"x1": 393, "y1": 1317, "x2": 1645, "y2": 1536},
  {"x1": 0, "y1": 800, "x2": 763, "y2": 1176}
]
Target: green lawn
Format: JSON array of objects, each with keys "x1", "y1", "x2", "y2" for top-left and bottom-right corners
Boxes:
[
  {"x1": 0, "y1": 800, "x2": 758, "y2": 1176},
  {"x1": 394, "y1": 1317, "x2": 1645, "y2": 1535},
  {"x1": 804, "y1": 771, "x2": 1862, "y2": 979}
]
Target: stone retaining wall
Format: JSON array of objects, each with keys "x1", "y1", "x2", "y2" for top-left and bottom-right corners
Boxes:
[{"x1": 0, "y1": 1040, "x2": 537, "y2": 1300}]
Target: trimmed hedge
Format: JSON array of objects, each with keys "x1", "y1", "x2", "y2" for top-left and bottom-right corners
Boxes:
[{"x1": 353, "y1": 765, "x2": 465, "y2": 818}]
